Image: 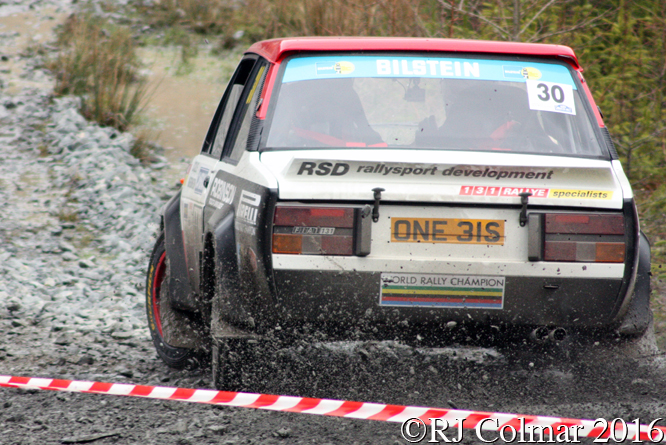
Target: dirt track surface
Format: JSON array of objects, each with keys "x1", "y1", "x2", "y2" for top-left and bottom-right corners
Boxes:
[
  {"x1": 1, "y1": 2, "x2": 666, "y2": 445},
  {"x1": 2, "y1": 332, "x2": 666, "y2": 444}
]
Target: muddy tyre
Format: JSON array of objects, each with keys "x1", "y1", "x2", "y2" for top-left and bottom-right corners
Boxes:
[{"x1": 146, "y1": 232, "x2": 199, "y2": 369}]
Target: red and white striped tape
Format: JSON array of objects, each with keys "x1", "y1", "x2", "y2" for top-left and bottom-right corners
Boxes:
[{"x1": 1, "y1": 375, "x2": 664, "y2": 442}]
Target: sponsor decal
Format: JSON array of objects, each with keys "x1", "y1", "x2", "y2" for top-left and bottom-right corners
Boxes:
[
  {"x1": 460, "y1": 186, "x2": 549, "y2": 198},
  {"x1": 292, "y1": 161, "x2": 555, "y2": 181},
  {"x1": 502, "y1": 66, "x2": 542, "y2": 80},
  {"x1": 376, "y1": 59, "x2": 479, "y2": 78},
  {"x1": 292, "y1": 227, "x2": 335, "y2": 235},
  {"x1": 526, "y1": 80, "x2": 576, "y2": 115},
  {"x1": 208, "y1": 178, "x2": 236, "y2": 209},
  {"x1": 282, "y1": 56, "x2": 577, "y2": 87},
  {"x1": 297, "y1": 161, "x2": 350, "y2": 176},
  {"x1": 443, "y1": 167, "x2": 554, "y2": 181},
  {"x1": 391, "y1": 218, "x2": 504, "y2": 245},
  {"x1": 354, "y1": 163, "x2": 440, "y2": 176},
  {"x1": 186, "y1": 162, "x2": 199, "y2": 189},
  {"x1": 193, "y1": 166, "x2": 210, "y2": 195},
  {"x1": 316, "y1": 61, "x2": 355, "y2": 75},
  {"x1": 548, "y1": 189, "x2": 612, "y2": 199},
  {"x1": 296, "y1": 161, "x2": 441, "y2": 177},
  {"x1": 380, "y1": 273, "x2": 505, "y2": 309},
  {"x1": 502, "y1": 66, "x2": 525, "y2": 79},
  {"x1": 521, "y1": 67, "x2": 542, "y2": 79},
  {"x1": 459, "y1": 186, "x2": 613, "y2": 200},
  {"x1": 237, "y1": 190, "x2": 261, "y2": 226}
]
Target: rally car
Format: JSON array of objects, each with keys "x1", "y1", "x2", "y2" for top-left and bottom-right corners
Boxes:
[{"x1": 145, "y1": 37, "x2": 652, "y2": 389}]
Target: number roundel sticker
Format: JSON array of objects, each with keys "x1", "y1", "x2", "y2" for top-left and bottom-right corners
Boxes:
[{"x1": 526, "y1": 79, "x2": 576, "y2": 115}]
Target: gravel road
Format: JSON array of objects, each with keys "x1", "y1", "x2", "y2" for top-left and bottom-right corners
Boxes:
[{"x1": 1, "y1": 1, "x2": 666, "y2": 444}]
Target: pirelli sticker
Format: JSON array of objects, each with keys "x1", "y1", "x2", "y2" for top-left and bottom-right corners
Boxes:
[
  {"x1": 380, "y1": 273, "x2": 504, "y2": 309},
  {"x1": 460, "y1": 186, "x2": 612, "y2": 200}
]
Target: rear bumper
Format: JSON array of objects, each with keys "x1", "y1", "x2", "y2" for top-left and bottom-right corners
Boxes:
[{"x1": 272, "y1": 269, "x2": 623, "y2": 327}]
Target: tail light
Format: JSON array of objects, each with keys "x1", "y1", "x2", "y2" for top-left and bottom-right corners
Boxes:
[
  {"x1": 272, "y1": 205, "x2": 371, "y2": 256},
  {"x1": 528, "y1": 213, "x2": 625, "y2": 263}
]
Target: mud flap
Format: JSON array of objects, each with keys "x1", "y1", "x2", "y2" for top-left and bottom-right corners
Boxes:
[
  {"x1": 163, "y1": 191, "x2": 197, "y2": 311},
  {"x1": 160, "y1": 261, "x2": 208, "y2": 350},
  {"x1": 618, "y1": 231, "x2": 652, "y2": 336},
  {"x1": 211, "y1": 338, "x2": 247, "y2": 391},
  {"x1": 210, "y1": 270, "x2": 259, "y2": 341},
  {"x1": 209, "y1": 211, "x2": 258, "y2": 338}
]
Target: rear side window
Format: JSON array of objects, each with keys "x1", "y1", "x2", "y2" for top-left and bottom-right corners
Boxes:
[
  {"x1": 207, "y1": 58, "x2": 256, "y2": 159},
  {"x1": 265, "y1": 55, "x2": 603, "y2": 157},
  {"x1": 225, "y1": 63, "x2": 268, "y2": 162}
]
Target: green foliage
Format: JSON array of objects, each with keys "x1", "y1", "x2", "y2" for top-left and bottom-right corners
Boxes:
[
  {"x1": 573, "y1": 2, "x2": 666, "y2": 264},
  {"x1": 133, "y1": 0, "x2": 434, "y2": 42},
  {"x1": 57, "y1": 208, "x2": 79, "y2": 223},
  {"x1": 129, "y1": 130, "x2": 160, "y2": 164},
  {"x1": 133, "y1": 0, "x2": 234, "y2": 34},
  {"x1": 47, "y1": 14, "x2": 149, "y2": 132},
  {"x1": 163, "y1": 27, "x2": 199, "y2": 74}
]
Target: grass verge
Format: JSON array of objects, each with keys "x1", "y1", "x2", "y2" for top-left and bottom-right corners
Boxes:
[
  {"x1": 129, "y1": 0, "x2": 436, "y2": 49},
  {"x1": 47, "y1": 13, "x2": 150, "y2": 133}
]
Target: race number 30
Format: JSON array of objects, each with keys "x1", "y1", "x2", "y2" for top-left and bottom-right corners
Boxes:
[{"x1": 526, "y1": 80, "x2": 576, "y2": 115}]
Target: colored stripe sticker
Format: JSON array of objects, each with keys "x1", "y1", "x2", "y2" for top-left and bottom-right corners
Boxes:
[{"x1": 380, "y1": 273, "x2": 505, "y2": 309}]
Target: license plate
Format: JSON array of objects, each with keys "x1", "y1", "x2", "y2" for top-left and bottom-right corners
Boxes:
[{"x1": 390, "y1": 218, "x2": 505, "y2": 245}]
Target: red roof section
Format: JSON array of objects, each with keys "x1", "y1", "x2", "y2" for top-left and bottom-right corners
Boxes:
[{"x1": 246, "y1": 37, "x2": 580, "y2": 68}]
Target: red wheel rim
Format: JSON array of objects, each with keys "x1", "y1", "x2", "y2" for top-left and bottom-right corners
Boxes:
[{"x1": 152, "y1": 251, "x2": 166, "y2": 337}]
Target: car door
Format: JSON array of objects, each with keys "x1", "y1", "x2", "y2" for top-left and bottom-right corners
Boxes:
[
  {"x1": 202, "y1": 57, "x2": 273, "y2": 326},
  {"x1": 180, "y1": 56, "x2": 259, "y2": 295}
]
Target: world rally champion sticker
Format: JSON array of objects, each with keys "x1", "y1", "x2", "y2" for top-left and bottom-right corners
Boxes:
[{"x1": 380, "y1": 273, "x2": 504, "y2": 309}]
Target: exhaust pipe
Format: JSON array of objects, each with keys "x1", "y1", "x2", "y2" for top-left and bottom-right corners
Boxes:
[
  {"x1": 529, "y1": 326, "x2": 567, "y2": 343},
  {"x1": 548, "y1": 327, "x2": 567, "y2": 342},
  {"x1": 529, "y1": 326, "x2": 550, "y2": 343}
]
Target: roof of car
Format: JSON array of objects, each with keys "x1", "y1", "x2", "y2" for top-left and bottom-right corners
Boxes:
[{"x1": 245, "y1": 37, "x2": 580, "y2": 68}]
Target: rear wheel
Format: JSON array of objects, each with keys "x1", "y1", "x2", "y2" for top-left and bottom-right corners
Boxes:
[{"x1": 146, "y1": 232, "x2": 199, "y2": 369}]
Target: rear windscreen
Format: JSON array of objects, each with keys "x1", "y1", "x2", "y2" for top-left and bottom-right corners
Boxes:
[{"x1": 264, "y1": 55, "x2": 604, "y2": 157}]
